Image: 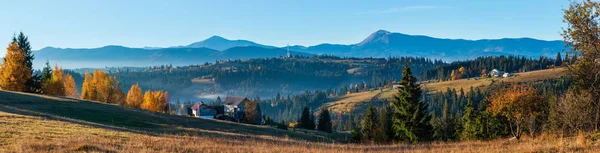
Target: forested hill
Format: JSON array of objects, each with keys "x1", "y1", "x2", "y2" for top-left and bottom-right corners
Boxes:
[{"x1": 72, "y1": 54, "x2": 563, "y2": 102}]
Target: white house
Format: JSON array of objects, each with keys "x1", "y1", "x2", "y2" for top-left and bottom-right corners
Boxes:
[{"x1": 223, "y1": 96, "x2": 250, "y2": 120}]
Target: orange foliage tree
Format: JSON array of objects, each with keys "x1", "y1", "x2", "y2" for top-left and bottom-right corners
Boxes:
[
  {"x1": 43, "y1": 65, "x2": 65, "y2": 96},
  {"x1": 488, "y1": 84, "x2": 546, "y2": 140},
  {"x1": 141, "y1": 90, "x2": 169, "y2": 112},
  {"x1": 63, "y1": 74, "x2": 78, "y2": 98},
  {"x1": 81, "y1": 71, "x2": 96, "y2": 100},
  {"x1": 0, "y1": 42, "x2": 31, "y2": 91},
  {"x1": 125, "y1": 83, "x2": 144, "y2": 108},
  {"x1": 81, "y1": 70, "x2": 123, "y2": 104}
]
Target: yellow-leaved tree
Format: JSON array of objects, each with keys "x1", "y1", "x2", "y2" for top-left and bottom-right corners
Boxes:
[
  {"x1": 141, "y1": 90, "x2": 169, "y2": 112},
  {"x1": 488, "y1": 84, "x2": 546, "y2": 140},
  {"x1": 43, "y1": 65, "x2": 65, "y2": 96},
  {"x1": 63, "y1": 74, "x2": 78, "y2": 98},
  {"x1": 81, "y1": 71, "x2": 96, "y2": 100},
  {"x1": 125, "y1": 83, "x2": 143, "y2": 108},
  {"x1": 0, "y1": 42, "x2": 31, "y2": 91},
  {"x1": 81, "y1": 70, "x2": 123, "y2": 104}
]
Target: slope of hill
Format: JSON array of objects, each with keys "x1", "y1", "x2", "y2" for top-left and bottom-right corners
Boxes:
[
  {"x1": 325, "y1": 68, "x2": 569, "y2": 114},
  {"x1": 1, "y1": 90, "x2": 596, "y2": 152}
]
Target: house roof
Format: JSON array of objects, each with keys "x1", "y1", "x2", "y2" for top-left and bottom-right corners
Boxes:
[
  {"x1": 191, "y1": 102, "x2": 204, "y2": 111},
  {"x1": 223, "y1": 96, "x2": 248, "y2": 106}
]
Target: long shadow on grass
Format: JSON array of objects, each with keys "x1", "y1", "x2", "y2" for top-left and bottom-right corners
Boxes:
[{"x1": 0, "y1": 90, "x2": 329, "y2": 144}]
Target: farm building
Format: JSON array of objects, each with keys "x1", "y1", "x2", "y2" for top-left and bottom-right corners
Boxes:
[
  {"x1": 190, "y1": 102, "x2": 217, "y2": 119},
  {"x1": 223, "y1": 96, "x2": 251, "y2": 121},
  {"x1": 489, "y1": 68, "x2": 511, "y2": 78}
]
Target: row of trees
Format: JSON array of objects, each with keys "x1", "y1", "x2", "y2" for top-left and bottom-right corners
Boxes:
[
  {"x1": 0, "y1": 33, "x2": 78, "y2": 98},
  {"x1": 0, "y1": 32, "x2": 171, "y2": 114},
  {"x1": 296, "y1": 106, "x2": 333, "y2": 133},
  {"x1": 124, "y1": 84, "x2": 170, "y2": 113}
]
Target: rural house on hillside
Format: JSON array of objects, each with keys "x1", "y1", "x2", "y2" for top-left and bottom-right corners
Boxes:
[
  {"x1": 489, "y1": 68, "x2": 511, "y2": 78},
  {"x1": 223, "y1": 96, "x2": 250, "y2": 121}
]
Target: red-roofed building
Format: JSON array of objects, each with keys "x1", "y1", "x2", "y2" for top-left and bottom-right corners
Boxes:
[{"x1": 190, "y1": 102, "x2": 217, "y2": 119}]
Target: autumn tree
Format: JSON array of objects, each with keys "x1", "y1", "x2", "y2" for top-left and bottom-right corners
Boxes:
[
  {"x1": 244, "y1": 99, "x2": 262, "y2": 125},
  {"x1": 562, "y1": 0, "x2": 600, "y2": 131},
  {"x1": 63, "y1": 74, "x2": 78, "y2": 98},
  {"x1": 391, "y1": 63, "x2": 432, "y2": 143},
  {"x1": 80, "y1": 70, "x2": 123, "y2": 104},
  {"x1": 81, "y1": 71, "x2": 96, "y2": 100},
  {"x1": 125, "y1": 83, "x2": 144, "y2": 108},
  {"x1": 488, "y1": 84, "x2": 545, "y2": 140},
  {"x1": 42, "y1": 65, "x2": 65, "y2": 96},
  {"x1": 0, "y1": 42, "x2": 31, "y2": 91},
  {"x1": 12, "y1": 32, "x2": 40, "y2": 93},
  {"x1": 551, "y1": 88, "x2": 595, "y2": 133},
  {"x1": 140, "y1": 90, "x2": 169, "y2": 112}
]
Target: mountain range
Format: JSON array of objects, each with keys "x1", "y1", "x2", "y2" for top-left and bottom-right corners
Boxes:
[{"x1": 32, "y1": 30, "x2": 566, "y2": 68}]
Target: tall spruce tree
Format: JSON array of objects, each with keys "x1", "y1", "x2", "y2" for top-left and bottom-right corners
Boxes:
[
  {"x1": 461, "y1": 98, "x2": 478, "y2": 140},
  {"x1": 555, "y1": 52, "x2": 563, "y2": 66},
  {"x1": 11, "y1": 32, "x2": 41, "y2": 93},
  {"x1": 362, "y1": 105, "x2": 379, "y2": 141},
  {"x1": 391, "y1": 63, "x2": 433, "y2": 143},
  {"x1": 298, "y1": 106, "x2": 313, "y2": 129},
  {"x1": 317, "y1": 108, "x2": 332, "y2": 133}
]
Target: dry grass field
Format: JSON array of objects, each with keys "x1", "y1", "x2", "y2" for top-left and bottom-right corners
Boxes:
[
  {"x1": 325, "y1": 68, "x2": 569, "y2": 114},
  {"x1": 1, "y1": 88, "x2": 600, "y2": 152},
  {"x1": 425, "y1": 67, "x2": 568, "y2": 93}
]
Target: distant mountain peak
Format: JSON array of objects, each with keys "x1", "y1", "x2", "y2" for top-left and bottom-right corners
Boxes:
[
  {"x1": 205, "y1": 35, "x2": 228, "y2": 41},
  {"x1": 374, "y1": 29, "x2": 391, "y2": 35},
  {"x1": 185, "y1": 35, "x2": 273, "y2": 51},
  {"x1": 357, "y1": 30, "x2": 392, "y2": 46}
]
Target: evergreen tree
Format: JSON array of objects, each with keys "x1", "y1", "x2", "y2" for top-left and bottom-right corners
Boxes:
[
  {"x1": 214, "y1": 96, "x2": 222, "y2": 105},
  {"x1": 461, "y1": 98, "x2": 478, "y2": 140},
  {"x1": 361, "y1": 105, "x2": 379, "y2": 141},
  {"x1": 40, "y1": 61, "x2": 52, "y2": 82},
  {"x1": 379, "y1": 106, "x2": 394, "y2": 142},
  {"x1": 11, "y1": 32, "x2": 40, "y2": 93},
  {"x1": 298, "y1": 106, "x2": 313, "y2": 129},
  {"x1": 317, "y1": 108, "x2": 332, "y2": 133},
  {"x1": 555, "y1": 52, "x2": 563, "y2": 66},
  {"x1": 391, "y1": 63, "x2": 433, "y2": 143}
]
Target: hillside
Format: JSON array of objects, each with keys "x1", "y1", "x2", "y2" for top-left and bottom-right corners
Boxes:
[
  {"x1": 0, "y1": 90, "x2": 339, "y2": 143},
  {"x1": 325, "y1": 68, "x2": 569, "y2": 114},
  {"x1": 1, "y1": 90, "x2": 597, "y2": 152}
]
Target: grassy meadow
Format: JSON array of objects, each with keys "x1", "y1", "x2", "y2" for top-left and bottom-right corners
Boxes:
[
  {"x1": 1, "y1": 87, "x2": 600, "y2": 152},
  {"x1": 326, "y1": 68, "x2": 569, "y2": 115}
]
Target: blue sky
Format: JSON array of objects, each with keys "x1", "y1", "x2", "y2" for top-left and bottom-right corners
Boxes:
[{"x1": 0, "y1": 0, "x2": 570, "y2": 51}]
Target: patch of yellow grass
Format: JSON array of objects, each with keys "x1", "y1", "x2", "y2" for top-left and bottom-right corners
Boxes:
[
  {"x1": 326, "y1": 90, "x2": 384, "y2": 114},
  {"x1": 425, "y1": 68, "x2": 568, "y2": 93}
]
